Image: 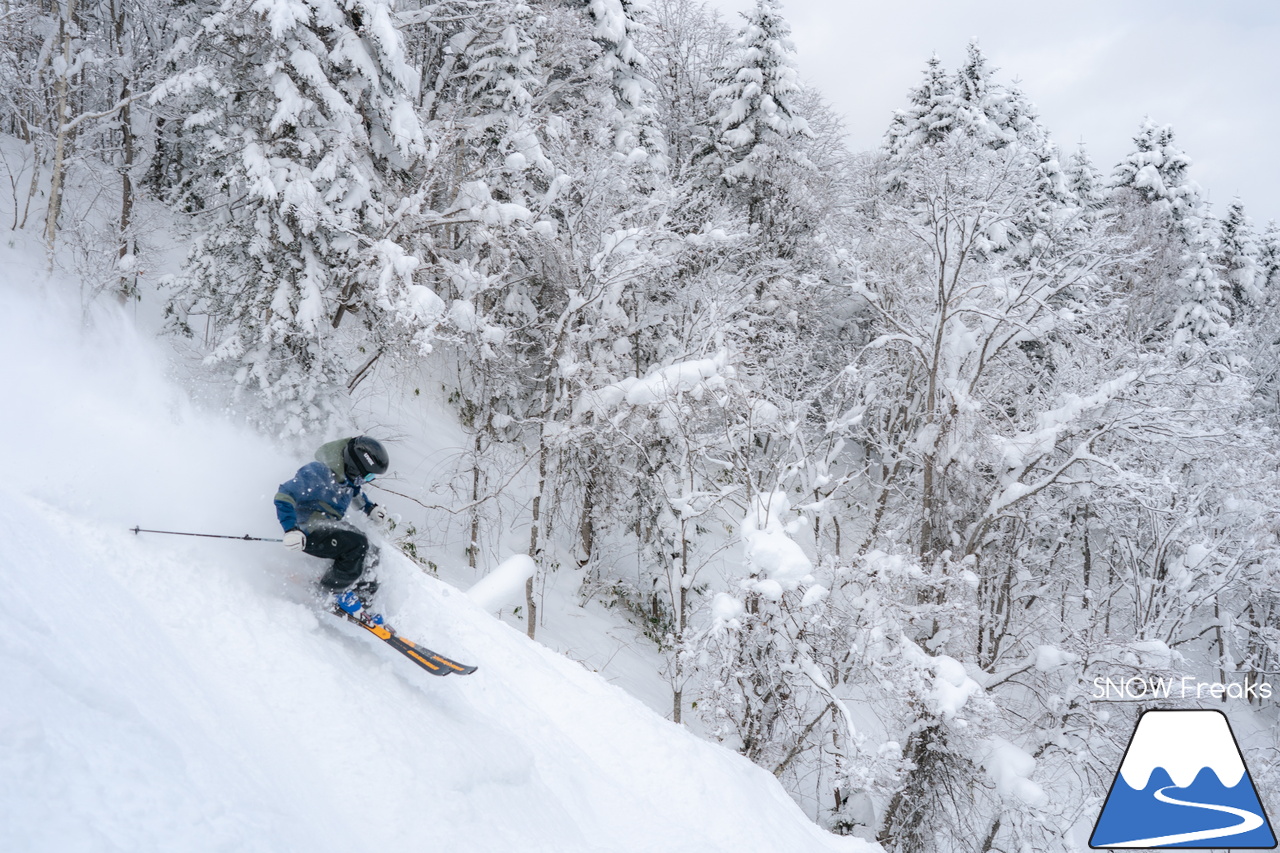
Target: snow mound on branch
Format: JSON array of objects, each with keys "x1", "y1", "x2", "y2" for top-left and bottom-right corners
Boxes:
[
  {"x1": 576, "y1": 351, "x2": 733, "y2": 415},
  {"x1": 446, "y1": 180, "x2": 532, "y2": 226},
  {"x1": 466, "y1": 554, "x2": 536, "y2": 611},
  {"x1": 980, "y1": 738, "x2": 1046, "y2": 806},
  {"x1": 902, "y1": 640, "x2": 982, "y2": 719},
  {"x1": 625, "y1": 350, "x2": 731, "y2": 406},
  {"x1": 711, "y1": 592, "x2": 746, "y2": 629},
  {"x1": 741, "y1": 491, "x2": 814, "y2": 596}
]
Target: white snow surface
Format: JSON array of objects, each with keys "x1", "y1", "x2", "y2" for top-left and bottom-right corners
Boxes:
[{"x1": 0, "y1": 262, "x2": 871, "y2": 851}]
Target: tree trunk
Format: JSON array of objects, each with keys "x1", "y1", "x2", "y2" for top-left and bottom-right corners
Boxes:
[
  {"x1": 468, "y1": 430, "x2": 482, "y2": 569},
  {"x1": 578, "y1": 474, "x2": 595, "y2": 567},
  {"x1": 920, "y1": 450, "x2": 936, "y2": 558},
  {"x1": 526, "y1": 430, "x2": 548, "y2": 640},
  {"x1": 44, "y1": 0, "x2": 77, "y2": 252},
  {"x1": 114, "y1": 0, "x2": 135, "y2": 303},
  {"x1": 670, "y1": 518, "x2": 690, "y2": 725},
  {"x1": 20, "y1": 145, "x2": 42, "y2": 230}
]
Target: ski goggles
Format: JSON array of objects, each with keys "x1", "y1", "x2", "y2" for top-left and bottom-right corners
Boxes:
[{"x1": 363, "y1": 473, "x2": 376, "y2": 483}]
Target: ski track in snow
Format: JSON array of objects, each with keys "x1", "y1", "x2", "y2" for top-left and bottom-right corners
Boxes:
[{"x1": 1104, "y1": 786, "x2": 1265, "y2": 848}]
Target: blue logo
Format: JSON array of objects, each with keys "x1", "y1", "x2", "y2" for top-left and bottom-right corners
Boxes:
[{"x1": 1091, "y1": 709, "x2": 1276, "y2": 848}]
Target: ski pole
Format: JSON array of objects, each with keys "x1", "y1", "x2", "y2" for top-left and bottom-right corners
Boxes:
[{"x1": 130, "y1": 526, "x2": 283, "y2": 543}]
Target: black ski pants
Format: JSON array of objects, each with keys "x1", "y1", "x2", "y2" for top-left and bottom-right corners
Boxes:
[{"x1": 303, "y1": 521, "x2": 374, "y2": 591}]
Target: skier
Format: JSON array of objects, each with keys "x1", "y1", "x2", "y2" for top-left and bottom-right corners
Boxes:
[{"x1": 275, "y1": 436, "x2": 390, "y2": 614}]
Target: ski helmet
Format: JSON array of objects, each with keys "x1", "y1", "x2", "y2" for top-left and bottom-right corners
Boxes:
[{"x1": 343, "y1": 436, "x2": 389, "y2": 481}]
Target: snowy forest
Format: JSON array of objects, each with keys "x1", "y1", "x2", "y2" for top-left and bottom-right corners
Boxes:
[{"x1": 5, "y1": 0, "x2": 1280, "y2": 849}]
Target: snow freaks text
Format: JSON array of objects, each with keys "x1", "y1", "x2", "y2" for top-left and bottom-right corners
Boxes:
[{"x1": 1092, "y1": 676, "x2": 1273, "y2": 702}]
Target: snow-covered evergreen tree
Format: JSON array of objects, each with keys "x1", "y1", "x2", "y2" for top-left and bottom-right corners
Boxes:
[
  {"x1": 1066, "y1": 143, "x2": 1106, "y2": 213},
  {"x1": 951, "y1": 39, "x2": 1034, "y2": 150},
  {"x1": 1235, "y1": 217, "x2": 1280, "y2": 413},
  {"x1": 461, "y1": 0, "x2": 553, "y2": 193},
  {"x1": 1111, "y1": 118, "x2": 1198, "y2": 215},
  {"x1": 882, "y1": 54, "x2": 953, "y2": 174},
  {"x1": 585, "y1": 0, "x2": 664, "y2": 164},
  {"x1": 1261, "y1": 220, "x2": 1280, "y2": 295},
  {"x1": 161, "y1": 0, "x2": 434, "y2": 432},
  {"x1": 1174, "y1": 240, "x2": 1232, "y2": 340},
  {"x1": 708, "y1": 0, "x2": 813, "y2": 232},
  {"x1": 1109, "y1": 119, "x2": 1230, "y2": 342},
  {"x1": 1217, "y1": 197, "x2": 1261, "y2": 322},
  {"x1": 881, "y1": 43, "x2": 1072, "y2": 261}
]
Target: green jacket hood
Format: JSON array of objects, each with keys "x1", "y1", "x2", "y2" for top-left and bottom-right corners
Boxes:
[{"x1": 315, "y1": 437, "x2": 354, "y2": 480}]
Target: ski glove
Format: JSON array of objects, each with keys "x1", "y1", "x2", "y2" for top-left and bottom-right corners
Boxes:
[
  {"x1": 283, "y1": 529, "x2": 307, "y2": 551},
  {"x1": 368, "y1": 505, "x2": 388, "y2": 525}
]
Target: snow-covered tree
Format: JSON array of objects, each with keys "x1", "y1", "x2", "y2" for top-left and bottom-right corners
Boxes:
[
  {"x1": 1173, "y1": 239, "x2": 1232, "y2": 340},
  {"x1": 418, "y1": 0, "x2": 697, "y2": 641},
  {"x1": 161, "y1": 0, "x2": 435, "y2": 433},
  {"x1": 457, "y1": 0, "x2": 555, "y2": 210},
  {"x1": 640, "y1": 0, "x2": 732, "y2": 199},
  {"x1": 708, "y1": 0, "x2": 813, "y2": 232},
  {"x1": 950, "y1": 39, "x2": 1038, "y2": 150},
  {"x1": 1235, "y1": 216, "x2": 1280, "y2": 412},
  {"x1": 883, "y1": 54, "x2": 953, "y2": 166},
  {"x1": 0, "y1": 0, "x2": 180, "y2": 300},
  {"x1": 1065, "y1": 143, "x2": 1106, "y2": 213},
  {"x1": 1109, "y1": 119, "x2": 1230, "y2": 342},
  {"x1": 882, "y1": 43, "x2": 1072, "y2": 262},
  {"x1": 1111, "y1": 118, "x2": 1198, "y2": 215},
  {"x1": 585, "y1": 0, "x2": 664, "y2": 164},
  {"x1": 1216, "y1": 198, "x2": 1261, "y2": 322},
  {"x1": 1261, "y1": 220, "x2": 1280, "y2": 295}
]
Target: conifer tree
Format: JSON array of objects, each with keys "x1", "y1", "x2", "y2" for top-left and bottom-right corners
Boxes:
[
  {"x1": 1111, "y1": 118, "x2": 1198, "y2": 215},
  {"x1": 1246, "y1": 219, "x2": 1280, "y2": 411},
  {"x1": 883, "y1": 54, "x2": 953, "y2": 162},
  {"x1": 951, "y1": 39, "x2": 1023, "y2": 148},
  {"x1": 585, "y1": 0, "x2": 664, "y2": 163},
  {"x1": 463, "y1": 0, "x2": 551, "y2": 191},
  {"x1": 161, "y1": 0, "x2": 431, "y2": 432},
  {"x1": 1175, "y1": 242, "x2": 1232, "y2": 340},
  {"x1": 1110, "y1": 119, "x2": 1229, "y2": 341},
  {"x1": 957, "y1": 43, "x2": 1073, "y2": 248},
  {"x1": 882, "y1": 44, "x2": 1071, "y2": 259},
  {"x1": 1217, "y1": 198, "x2": 1261, "y2": 322},
  {"x1": 1066, "y1": 143, "x2": 1105, "y2": 213},
  {"x1": 1261, "y1": 220, "x2": 1280, "y2": 296},
  {"x1": 709, "y1": 0, "x2": 812, "y2": 230}
]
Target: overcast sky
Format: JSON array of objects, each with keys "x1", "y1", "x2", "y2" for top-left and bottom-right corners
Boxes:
[{"x1": 705, "y1": 0, "x2": 1280, "y2": 228}]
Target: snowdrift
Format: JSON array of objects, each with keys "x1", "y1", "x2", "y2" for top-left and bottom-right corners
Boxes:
[{"x1": 0, "y1": 264, "x2": 871, "y2": 851}]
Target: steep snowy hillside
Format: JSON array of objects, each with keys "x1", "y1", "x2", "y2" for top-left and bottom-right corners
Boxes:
[{"x1": 0, "y1": 250, "x2": 873, "y2": 851}]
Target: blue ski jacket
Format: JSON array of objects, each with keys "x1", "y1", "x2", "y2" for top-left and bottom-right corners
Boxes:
[{"x1": 274, "y1": 438, "x2": 376, "y2": 533}]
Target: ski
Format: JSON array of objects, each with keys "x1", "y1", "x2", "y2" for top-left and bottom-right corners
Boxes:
[{"x1": 331, "y1": 606, "x2": 477, "y2": 677}]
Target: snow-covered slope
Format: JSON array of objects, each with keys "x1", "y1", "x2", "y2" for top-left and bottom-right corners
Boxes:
[{"x1": 0, "y1": 254, "x2": 871, "y2": 851}]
